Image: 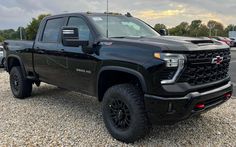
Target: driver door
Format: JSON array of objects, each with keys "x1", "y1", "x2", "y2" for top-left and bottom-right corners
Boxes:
[{"x1": 57, "y1": 16, "x2": 97, "y2": 95}]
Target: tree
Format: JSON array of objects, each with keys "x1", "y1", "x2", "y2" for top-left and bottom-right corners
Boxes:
[
  {"x1": 189, "y1": 20, "x2": 202, "y2": 37},
  {"x1": 225, "y1": 24, "x2": 235, "y2": 32},
  {"x1": 26, "y1": 14, "x2": 50, "y2": 40},
  {"x1": 154, "y1": 23, "x2": 167, "y2": 33},
  {"x1": 207, "y1": 20, "x2": 225, "y2": 36},
  {"x1": 0, "y1": 29, "x2": 19, "y2": 40},
  {"x1": 224, "y1": 24, "x2": 236, "y2": 36},
  {"x1": 0, "y1": 36, "x2": 5, "y2": 42},
  {"x1": 188, "y1": 20, "x2": 210, "y2": 37},
  {"x1": 169, "y1": 22, "x2": 189, "y2": 36},
  {"x1": 197, "y1": 24, "x2": 209, "y2": 37}
]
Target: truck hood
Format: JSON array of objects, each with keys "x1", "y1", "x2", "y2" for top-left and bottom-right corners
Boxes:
[{"x1": 107, "y1": 36, "x2": 229, "y2": 52}]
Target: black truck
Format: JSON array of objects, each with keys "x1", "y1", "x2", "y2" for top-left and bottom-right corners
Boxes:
[{"x1": 3, "y1": 12, "x2": 233, "y2": 143}]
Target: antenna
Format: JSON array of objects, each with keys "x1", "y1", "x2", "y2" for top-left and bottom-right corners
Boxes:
[{"x1": 106, "y1": 0, "x2": 109, "y2": 38}]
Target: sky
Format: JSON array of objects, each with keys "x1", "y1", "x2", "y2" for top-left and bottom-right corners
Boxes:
[{"x1": 0, "y1": 0, "x2": 236, "y2": 30}]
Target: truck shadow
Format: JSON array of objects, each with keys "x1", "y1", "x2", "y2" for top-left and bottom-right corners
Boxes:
[
  {"x1": 0, "y1": 68, "x2": 4, "y2": 73},
  {"x1": 29, "y1": 84, "x2": 233, "y2": 145}
]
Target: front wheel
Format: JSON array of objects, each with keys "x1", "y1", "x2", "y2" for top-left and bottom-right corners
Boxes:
[
  {"x1": 102, "y1": 84, "x2": 150, "y2": 143},
  {"x1": 0, "y1": 58, "x2": 5, "y2": 68},
  {"x1": 10, "y1": 66, "x2": 32, "y2": 99},
  {"x1": 2, "y1": 58, "x2": 6, "y2": 68}
]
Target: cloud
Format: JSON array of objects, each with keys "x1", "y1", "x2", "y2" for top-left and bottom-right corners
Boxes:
[
  {"x1": 0, "y1": 0, "x2": 235, "y2": 29},
  {"x1": 136, "y1": 9, "x2": 186, "y2": 20}
]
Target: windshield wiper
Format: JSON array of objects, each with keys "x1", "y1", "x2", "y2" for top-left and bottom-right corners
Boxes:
[{"x1": 110, "y1": 36, "x2": 126, "y2": 38}]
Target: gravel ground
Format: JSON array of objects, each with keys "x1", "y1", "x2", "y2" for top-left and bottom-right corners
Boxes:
[{"x1": 0, "y1": 68, "x2": 236, "y2": 146}]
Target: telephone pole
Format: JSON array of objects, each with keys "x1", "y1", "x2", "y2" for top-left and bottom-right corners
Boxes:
[{"x1": 20, "y1": 27, "x2": 23, "y2": 40}]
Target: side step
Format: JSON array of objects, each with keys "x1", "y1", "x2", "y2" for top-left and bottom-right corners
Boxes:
[{"x1": 27, "y1": 76, "x2": 41, "y2": 87}]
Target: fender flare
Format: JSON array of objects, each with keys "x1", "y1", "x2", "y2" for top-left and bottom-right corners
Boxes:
[
  {"x1": 6, "y1": 54, "x2": 27, "y2": 77},
  {"x1": 97, "y1": 66, "x2": 147, "y2": 95}
]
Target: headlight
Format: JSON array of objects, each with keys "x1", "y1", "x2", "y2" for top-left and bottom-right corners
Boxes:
[{"x1": 154, "y1": 53, "x2": 185, "y2": 84}]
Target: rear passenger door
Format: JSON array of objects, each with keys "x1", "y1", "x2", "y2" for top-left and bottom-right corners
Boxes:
[{"x1": 34, "y1": 17, "x2": 67, "y2": 85}]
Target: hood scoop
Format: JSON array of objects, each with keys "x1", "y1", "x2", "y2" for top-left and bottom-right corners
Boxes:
[
  {"x1": 163, "y1": 36, "x2": 215, "y2": 46},
  {"x1": 188, "y1": 40, "x2": 214, "y2": 46}
]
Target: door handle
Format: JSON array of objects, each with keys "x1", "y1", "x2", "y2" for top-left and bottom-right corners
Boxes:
[
  {"x1": 60, "y1": 49, "x2": 65, "y2": 52},
  {"x1": 35, "y1": 47, "x2": 45, "y2": 54},
  {"x1": 38, "y1": 50, "x2": 45, "y2": 54}
]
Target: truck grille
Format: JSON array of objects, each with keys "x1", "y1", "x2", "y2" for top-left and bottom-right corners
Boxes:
[{"x1": 178, "y1": 49, "x2": 231, "y2": 86}]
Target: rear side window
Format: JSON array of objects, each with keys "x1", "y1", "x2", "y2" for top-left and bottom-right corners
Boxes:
[
  {"x1": 67, "y1": 17, "x2": 91, "y2": 40},
  {"x1": 42, "y1": 18, "x2": 64, "y2": 42}
]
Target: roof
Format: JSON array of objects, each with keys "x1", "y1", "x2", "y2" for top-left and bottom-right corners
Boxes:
[{"x1": 44, "y1": 12, "x2": 132, "y2": 20}]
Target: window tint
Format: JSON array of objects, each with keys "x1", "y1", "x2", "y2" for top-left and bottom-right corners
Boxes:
[
  {"x1": 42, "y1": 18, "x2": 64, "y2": 42},
  {"x1": 67, "y1": 17, "x2": 91, "y2": 40},
  {"x1": 89, "y1": 16, "x2": 160, "y2": 38}
]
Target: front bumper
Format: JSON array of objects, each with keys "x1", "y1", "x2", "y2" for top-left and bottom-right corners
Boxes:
[{"x1": 144, "y1": 81, "x2": 233, "y2": 124}]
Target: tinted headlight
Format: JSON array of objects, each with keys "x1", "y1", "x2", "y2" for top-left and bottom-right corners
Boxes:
[{"x1": 154, "y1": 53, "x2": 185, "y2": 84}]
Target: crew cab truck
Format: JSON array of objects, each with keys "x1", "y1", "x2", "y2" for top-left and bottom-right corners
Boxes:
[{"x1": 3, "y1": 12, "x2": 233, "y2": 143}]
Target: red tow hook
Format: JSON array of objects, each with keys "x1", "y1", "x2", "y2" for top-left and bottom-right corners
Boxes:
[
  {"x1": 224, "y1": 93, "x2": 232, "y2": 100},
  {"x1": 195, "y1": 103, "x2": 205, "y2": 109}
]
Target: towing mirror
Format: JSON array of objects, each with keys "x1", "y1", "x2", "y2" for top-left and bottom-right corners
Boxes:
[
  {"x1": 159, "y1": 29, "x2": 167, "y2": 36},
  {"x1": 61, "y1": 27, "x2": 89, "y2": 47}
]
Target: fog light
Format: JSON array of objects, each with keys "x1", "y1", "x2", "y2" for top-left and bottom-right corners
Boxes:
[
  {"x1": 195, "y1": 103, "x2": 205, "y2": 109},
  {"x1": 224, "y1": 93, "x2": 232, "y2": 100}
]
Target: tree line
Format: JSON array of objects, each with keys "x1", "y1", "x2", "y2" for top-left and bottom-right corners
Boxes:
[
  {"x1": 0, "y1": 14, "x2": 50, "y2": 42},
  {"x1": 0, "y1": 14, "x2": 235, "y2": 42},
  {"x1": 154, "y1": 20, "x2": 235, "y2": 37}
]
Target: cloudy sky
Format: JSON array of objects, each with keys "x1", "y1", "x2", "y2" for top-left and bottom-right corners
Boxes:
[{"x1": 0, "y1": 0, "x2": 235, "y2": 29}]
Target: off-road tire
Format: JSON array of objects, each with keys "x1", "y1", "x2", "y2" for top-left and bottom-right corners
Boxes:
[
  {"x1": 102, "y1": 84, "x2": 150, "y2": 143},
  {"x1": 10, "y1": 66, "x2": 32, "y2": 99}
]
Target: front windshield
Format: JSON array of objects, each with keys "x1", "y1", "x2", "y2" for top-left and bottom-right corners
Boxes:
[{"x1": 89, "y1": 15, "x2": 160, "y2": 38}]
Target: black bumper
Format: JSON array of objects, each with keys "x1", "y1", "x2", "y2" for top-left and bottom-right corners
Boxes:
[
  {"x1": 144, "y1": 81, "x2": 233, "y2": 124},
  {"x1": 0, "y1": 56, "x2": 3, "y2": 66}
]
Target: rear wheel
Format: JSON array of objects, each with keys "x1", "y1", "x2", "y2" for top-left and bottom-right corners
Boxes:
[
  {"x1": 10, "y1": 66, "x2": 32, "y2": 99},
  {"x1": 102, "y1": 84, "x2": 150, "y2": 143}
]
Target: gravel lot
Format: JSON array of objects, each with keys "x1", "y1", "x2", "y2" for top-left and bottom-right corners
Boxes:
[{"x1": 0, "y1": 68, "x2": 236, "y2": 146}]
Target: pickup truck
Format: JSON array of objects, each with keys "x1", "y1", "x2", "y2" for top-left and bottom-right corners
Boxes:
[{"x1": 3, "y1": 12, "x2": 233, "y2": 143}]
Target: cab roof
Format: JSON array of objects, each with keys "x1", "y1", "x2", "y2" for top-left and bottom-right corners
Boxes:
[{"x1": 45, "y1": 12, "x2": 131, "y2": 19}]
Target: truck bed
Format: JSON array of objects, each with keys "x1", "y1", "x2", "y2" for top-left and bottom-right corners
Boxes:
[
  {"x1": 5, "y1": 40, "x2": 34, "y2": 52},
  {"x1": 4, "y1": 40, "x2": 35, "y2": 74}
]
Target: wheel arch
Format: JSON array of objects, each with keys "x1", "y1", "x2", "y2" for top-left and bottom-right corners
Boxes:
[
  {"x1": 97, "y1": 66, "x2": 147, "y2": 101},
  {"x1": 7, "y1": 55, "x2": 27, "y2": 77}
]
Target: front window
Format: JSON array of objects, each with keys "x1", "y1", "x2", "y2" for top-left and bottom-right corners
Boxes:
[
  {"x1": 89, "y1": 15, "x2": 160, "y2": 38},
  {"x1": 67, "y1": 17, "x2": 91, "y2": 40}
]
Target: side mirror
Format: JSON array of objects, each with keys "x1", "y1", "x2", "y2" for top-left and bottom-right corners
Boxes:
[
  {"x1": 159, "y1": 29, "x2": 167, "y2": 36},
  {"x1": 61, "y1": 27, "x2": 89, "y2": 47}
]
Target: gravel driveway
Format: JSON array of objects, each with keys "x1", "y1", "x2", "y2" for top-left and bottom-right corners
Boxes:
[{"x1": 0, "y1": 68, "x2": 235, "y2": 146}]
